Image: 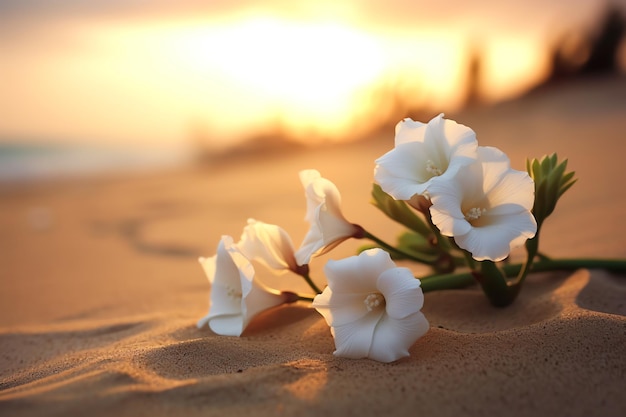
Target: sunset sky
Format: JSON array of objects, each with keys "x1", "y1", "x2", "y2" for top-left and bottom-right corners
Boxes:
[{"x1": 1, "y1": 0, "x2": 625, "y2": 152}]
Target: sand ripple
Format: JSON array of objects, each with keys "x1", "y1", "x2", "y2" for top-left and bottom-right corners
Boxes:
[{"x1": 1, "y1": 270, "x2": 625, "y2": 417}]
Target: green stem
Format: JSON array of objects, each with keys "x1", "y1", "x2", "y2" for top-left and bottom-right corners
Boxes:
[
  {"x1": 537, "y1": 251, "x2": 551, "y2": 261},
  {"x1": 297, "y1": 294, "x2": 316, "y2": 302},
  {"x1": 462, "y1": 250, "x2": 478, "y2": 271},
  {"x1": 422, "y1": 213, "x2": 465, "y2": 274},
  {"x1": 361, "y1": 229, "x2": 438, "y2": 265},
  {"x1": 283, "y1": 291, "x2": 316, "y2": 304},
  {"x1": 478, "y1": 260, "x2": 519, "y2": 307},
  {"x1": 420, "y1": 271, "x2": 476, "y2": 292},
  {"x1": 302, "y1": 272, "x2": 322, "y2": 294},
  {"x1": 515, "y1": 232, "x2": 540, "y2": 287},
  {"x1": 419, "y1": 257, "x2": 626, "y2": 293},
  {"x1": 294, "y1": 264, "x2": 322, "y2": 294},
  {"x1": 424, "y1": 213, "x2": 452, "y2": 253}
]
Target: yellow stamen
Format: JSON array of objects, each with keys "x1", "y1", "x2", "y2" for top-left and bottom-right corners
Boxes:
[
  {"x1": 364, "y1": 293, "x2": 385, "y2": 312},
  {"x1": 426, "y1": 160, "x2": 443, "y2": 176},
  {"x1": 465, "y1": 207, "x2": 487, "y2": 221}
]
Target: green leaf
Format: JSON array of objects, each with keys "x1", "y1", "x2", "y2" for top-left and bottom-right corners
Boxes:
[
  {"x1": 397, "y1": 231, "x2": 438, "y2": 255},
  {"x1": 370, "y1": 183, "x2": 431, "y2": 236}
]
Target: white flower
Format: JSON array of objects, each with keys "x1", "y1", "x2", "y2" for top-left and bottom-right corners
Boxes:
[
  {"x1": 429, "y1": 146, "x2": 537, "y2": 262},
  {"x1": 197, "y1": 235, "x2": 296, "y2": 336},
  {"x1": 295, "y1": 169, "x2": 361, "y2": 265},
  {"x1": 238, "y1": 218, "x2": 299, "y2": 273},
  {"x1": 374, "y1": 114, "x2": 478, "y2": 201},
  {"x1": 312, "y1": 249, "x2": 429, "y2": 363}
]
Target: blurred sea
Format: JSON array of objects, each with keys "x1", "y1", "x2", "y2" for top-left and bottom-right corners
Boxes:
[{"x1": 0, "y1": 143, "x2": 192, "y2": 183}]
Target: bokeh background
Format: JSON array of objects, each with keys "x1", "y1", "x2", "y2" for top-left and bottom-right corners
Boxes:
[{"x1": 1, "y1": 0, "x2": 626, "y2": 180}]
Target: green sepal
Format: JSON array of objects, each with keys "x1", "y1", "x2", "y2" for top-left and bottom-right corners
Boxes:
[{"x1": 526, "y1": 153, "x2": 577, "y2": 226}]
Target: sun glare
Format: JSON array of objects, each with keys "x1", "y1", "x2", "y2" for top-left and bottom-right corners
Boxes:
[
  {"x1": 164, "y1": 17, "x2": 387, "y2": 140},
  {"x1": 481, "y1": 35, "x2": 550, "y2": 101},
  {"x1": 0, "y1": 10, "x2": 552, "y2": 151}
]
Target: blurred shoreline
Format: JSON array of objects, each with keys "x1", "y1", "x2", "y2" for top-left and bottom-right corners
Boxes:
[
  {"x1": 1, "y1": 73, "x2": 625, "y2": 186},
  {"x1": 0, "y1": 143, "x2": 194, "y2": 184}
]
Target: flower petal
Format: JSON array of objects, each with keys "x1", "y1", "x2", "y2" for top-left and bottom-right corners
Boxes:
[
  {"x1": 454, "y1": 210, "x2": 537, "y2": 261},
  {"x1": 485, "y1": 170, "x2": 536, "y2": 212},
  {"x1": 422, "y1": 113, "x2": 450, "y2": 165},
  {"x1": 300, "y1": 169, "x2": 347, "y2": 223},
  {"x1": 394, "y1": 117, "x2": 427, "y2": 146},
  {"x1": 197, "y1": 235, "x2": 289, "y2": 335},
  {"x1": 238, "y1": 218, "x2": 298, "y2": 271},
  {"x1": 318, "y1": 209, "x2": 359, "y2": 245},
  {"x1": 375, "y1": 114, "x2": 478, "y2": 202},
  {"x1": 441, "y1": 115, "x2": 478, "y2": 149},
  {"x1": 475, "y1": 146, "x2": 512, "y2": 196},
  {"x1": 205, "y1": 239, "x2": 243, "y2": 317},
  {"x1": 331, "y1": 311, "x2": 383, "y2": 359},
  {"x1": 368, "y1": 311, "x2": 430, "y2": 363},
  {"x1": 313, "y1": 288, "x2": 371, "y2": 327},
  {"x1": 198, "y1": 255, "x2": 217, "y2": 284},
  {"x1": 295, "y1": 170, "x2": 357, "y2": 265},
  {"x1": 429, "y1": 145, "x2": 537, "y2": 261},
  {"x1": 428, "y1": 178, "x2": 472, "y2": 237},
  {"x1": 377, "y1": 268, "x2": 424, "y2": 319},
  {"x1": 294, "y1": 234, "x2": 323, "y2": 266},
  {"x1": 422, "y1": 114, "x2": 478, "y2": 178},
  {"x1": 324, "y1": 249, "x2": 396, "y2": 294},
  {"x1": 429, "y1": 208, "x2": 472, "y2": 238},
  {"x1": 295, "y1": 204, "x2": 357, "y2": 265},
  {"x1": 207, "y1": 315, "x2": 244, "y2": 336},
  {"x1": 312, "y1": 248, "x2": 430, "y2": 362},
  {"x1": 243, "y1": 281, "x2": 290, "y2": 323},
  {"x1": 374, "y1": 142, "x2": 431, "y2": 199}
]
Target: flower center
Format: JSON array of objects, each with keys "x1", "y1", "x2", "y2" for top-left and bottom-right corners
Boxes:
[
  {"x1": 425, "y1": 160, "x2": 443, "y2": 176},
  {"x1": 364, "y1": 292, "x2": 385, "y2": 312},
  {"x1": 226, "y1": 286, "x2": 242, "y2": 300},
  {"x1": 465, "y1": 207, "x2": 487, "y2": 221}
]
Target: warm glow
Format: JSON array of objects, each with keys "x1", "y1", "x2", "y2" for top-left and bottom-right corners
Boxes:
[
  {"x1": 0, "y1": 4, "x2": 576, "y2": 153},
  {"x1": 162, "y1": 17, "x2": 387, "y2": 141},
  {"x1": 377, "y1": 32, "x2": 469, "y2": 109},
  {"x1": 481, "y1": 35, "x2": 550, "y2": 101},
  {"x1": 28, "y1": 16, "x2": 391, "y2": 148}
]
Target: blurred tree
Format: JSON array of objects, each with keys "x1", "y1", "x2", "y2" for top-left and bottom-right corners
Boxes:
[
  {"x1": 463, "y1": 47, "x2": 483, "y2": 107},
  {"x1": 548, "y1": 6, "x2": 625, "y2": 82},
  {"x1": 580, "y1": 7, "x2": 625, "y2": 74}
]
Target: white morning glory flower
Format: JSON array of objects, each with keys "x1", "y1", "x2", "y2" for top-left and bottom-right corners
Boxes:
[
  {"x1": 295, "y1": 169, "x2": 361, "y2": 266},
  {"x1": 238, "y1": 218, "x2": 299, "y2": 273},
  {"x1": 429, "y1": 146, "x2": 537, "y2": 262},
  {"x1": 197, "y1": 235, "x2": 296, "y2": 336},
  {"x1": 374, "y1": 114, "x2": 478, "y2": 201},
  {"x1": 312, "y1": 248, "x2": 429, "y2": 363}
]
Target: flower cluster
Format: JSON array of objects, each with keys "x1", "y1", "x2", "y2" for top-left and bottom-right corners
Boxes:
[
  {"x1": 196, "y1": 223, "x2": 300, "y2": 337},
  {"x1": 195, "y1": 114, "x2": 603, "y2": 362},
  {"x1": 197, "y1": 168, "x2": 427, "y2": 361},
  {"x1": 375, "y1": 114, "x2": 537, "y2": 262}
]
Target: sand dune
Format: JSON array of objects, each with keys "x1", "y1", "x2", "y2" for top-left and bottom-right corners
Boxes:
[{"x1": 1, "y1": 76, "x2": 626, "y2": 416}]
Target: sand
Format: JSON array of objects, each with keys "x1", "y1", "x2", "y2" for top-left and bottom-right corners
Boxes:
[{"x1": 1, "y1": 75, "x2": 626, "y2": 416}]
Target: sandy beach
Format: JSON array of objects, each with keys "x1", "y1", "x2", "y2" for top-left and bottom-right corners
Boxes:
[{"x1": 1, "y1": 75, "x2": 626, "y2": 416}]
